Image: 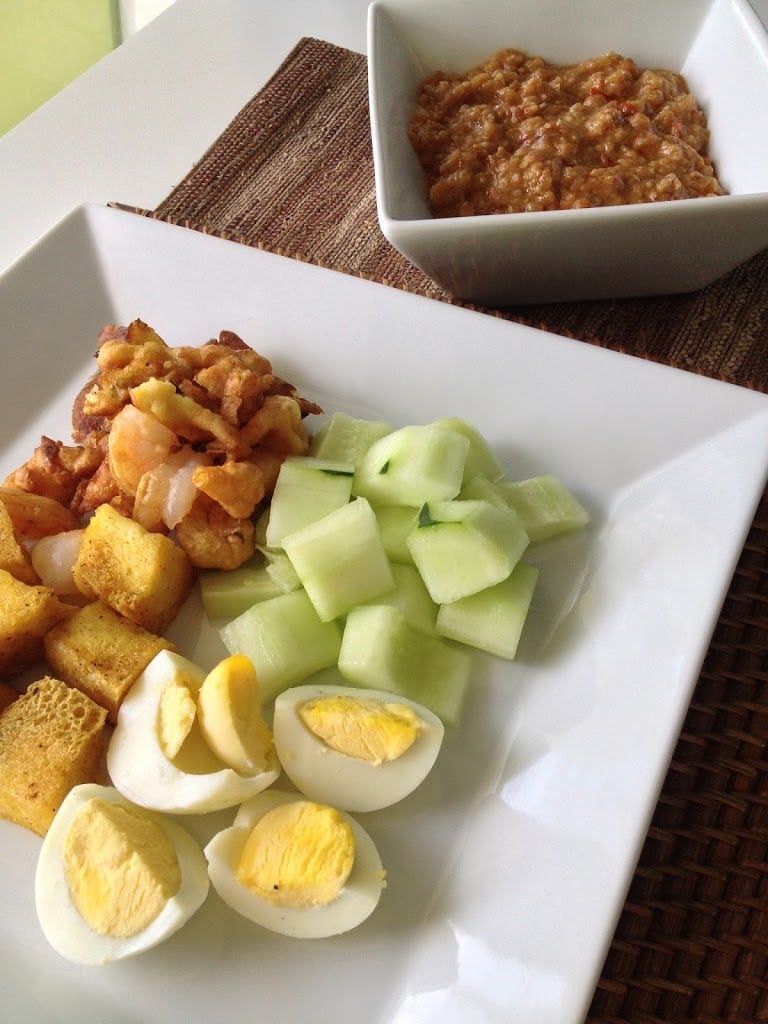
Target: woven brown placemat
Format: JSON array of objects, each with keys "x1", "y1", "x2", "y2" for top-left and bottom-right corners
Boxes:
[{"x1": 114, "y1": 36, "x2": 768, "y2": 1023}]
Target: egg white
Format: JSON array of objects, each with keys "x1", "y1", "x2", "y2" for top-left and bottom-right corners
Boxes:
[
  {"x1": 204, "y1": 790, "x2": 385, "y2": 938},
  {"x1": 107, "y1": 651, "x2": 281, "y2": 814},
  {"x1": 35, "y1": 784, "x2": 209, "y2": 965},
  {"x1": 272, "y1": 684, "x2": 445, "y2": 812}
]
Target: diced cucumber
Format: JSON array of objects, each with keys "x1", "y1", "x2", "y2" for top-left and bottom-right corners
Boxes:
[
  {"x1": 282, "y1": 497, "x2": 394, "y2": 622},
  {"x1": 496, "y1": 474, "x2": 590, "y2": 543},
  {"x1": 361, "y1": 562, "x2": 438, "y2": 635},
  {"x1": 265, "y1": 456, "x2": 354, "y2": 549},
  {"x1": 407, "y1": 499, "x2": 530, "y2": 604},
  {"x1": 219, "y1": 589, "x2": 343, "y2": 704},
  {"x1": 256, "y1": 545, "x2": 302, "y2": 593},
  {"x1": 265, "y1": 553, "x2": 302, "y2": 592},
  {"x1": 436, "y1": 562, "x2": 539, "y2": 660},
  {"x1": 310, "y1": 411, "x2": 392, "y2": 467},
  {"x1": 374, "y1": 504, "x2": 420, "y2": 564},
  {"x1": 199, "y1": 563, "x2": 284, "y2": 621},
  {"x1": 353, "y1": 423, "x2": 469, "y2": 507},
  {"x1": 432, "y1": 417, "x2": 504, "y2": 482},
  {"x1": 338, "y1": 604, "x2": 471, "y2": 725},
  {"x1": 459, "y1": 474, "x2": 509, "y2": 510}
]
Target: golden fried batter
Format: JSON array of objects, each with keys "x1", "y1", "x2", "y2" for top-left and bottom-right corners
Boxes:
[
  {"x1": 192, "y1": 460, "x2": 266, "y2": 520},
  {"x1": 175, "y1": 493, "x2": 255, "y2": 571},
  {"x1": 4, "y1": 436, "x2": 103, "y2": 506},
  {"x1": 6, "y1": 320, "x2": 322, "y2": 571}
]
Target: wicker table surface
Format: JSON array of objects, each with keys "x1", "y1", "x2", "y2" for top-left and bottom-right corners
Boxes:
[{"x1": 116, "y1": 37, "x2": 768, "y2": 1023}]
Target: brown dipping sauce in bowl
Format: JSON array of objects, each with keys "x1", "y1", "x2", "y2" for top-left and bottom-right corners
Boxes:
[{"x1": 408, "y1": 49, "x2": 726, "y2": 216}]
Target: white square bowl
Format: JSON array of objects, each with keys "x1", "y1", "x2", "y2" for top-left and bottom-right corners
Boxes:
[{"x1": 368, "y1": 0, "x2": 768, "y2": 305}]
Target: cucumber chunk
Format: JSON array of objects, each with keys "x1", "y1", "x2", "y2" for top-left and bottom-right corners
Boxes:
[
  {"x1": 310, "y1": 412, "x2": 392, "y2": 466},
  {"x1": 407, "y1": 499, "x2": 530, "y2": 604},
  {"x1": 436, "y1": 562, "x2": 539, "y2": 660},
  {"x1": 257, "y1": 547, "x2": 302, "y2": 593},
  {"x1": 282, "y1": 497, "x2": 394, "y2": 622},
  {"x1": 374, "y1": 504, "x2": 420, "y2": 564},
  {"x1": 459, "y1": 474, "x2": 509, "y2": 509},
  {"x1": 338, "y1": 604, "x2": 471, "y2": 725},
  {"x1": 361, "y1": 562, "x2": 438, "y2": 635},
  {"x1": 496, "y1": 474, "x2": 590, "y2": 543},
  {"x1": 353, "y1": 423, "x2": 469, "y2": 507},
  {"x1": 199, "y1": 564, "x2": 284, "y2": 621},
  {"x1": 265, "y1": 456, "x2": 354, "y2": 549},
  {"x1": 432, "y1": 417, "x2": 504, "y2": 482},
  {"x1": 219, "y1": 589, "x2": 343, "y2": 704}
]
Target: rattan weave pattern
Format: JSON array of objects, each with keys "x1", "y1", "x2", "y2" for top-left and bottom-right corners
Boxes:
[
  {"x1": 586, "y1": 492, "x2": 768, "y2": 1021},
  {"x1": 114, "y1": 36, "x2": 768, "y2": 1023}
]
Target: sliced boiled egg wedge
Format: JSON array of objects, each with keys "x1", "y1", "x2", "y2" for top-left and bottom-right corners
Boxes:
[
  {"x1": 197, "y1": 653, "x2": 275, "y2": 775},
  {"x1": 272, "y1": 684, "x2": 444, "y2": 812},
  {"x1": 35, "y1": 784, "x2": 209, "y2": 965},
  {"x1": 204, "y1": 790, "x2": 385, "y2": 938},
  {"x1": 107, "y1": 650, "x2": 280, "y2": 814}
]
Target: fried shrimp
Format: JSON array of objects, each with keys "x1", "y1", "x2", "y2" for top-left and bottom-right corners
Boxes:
[
  {"x1": 107, "y1": 405, "x2": 178, "y2": 497},
  {"x1": 133, "y1": 448, "x2": 210, "y2": 533}
]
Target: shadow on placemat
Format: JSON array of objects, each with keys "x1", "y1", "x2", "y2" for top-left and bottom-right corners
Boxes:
[{"x1": 114, "y1": 35, "x2": 768, "y2": 1024}]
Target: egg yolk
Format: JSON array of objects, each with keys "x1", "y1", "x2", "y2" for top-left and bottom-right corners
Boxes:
[
  {"x1": 63, "y1": 798, "x2": 181, "y2": 938},
  {"x1": 236, "y1": 800, "x2": 355, "y2": 908},
  {"x1": 157, "y1": 673, "x2": 197, "y2": 759},
  {"x1": 197, "y1": 654, "x2": 273, "y2": 775},
  {"x1": 299, "y1": 695, "x2": 422, "y2": 765}
]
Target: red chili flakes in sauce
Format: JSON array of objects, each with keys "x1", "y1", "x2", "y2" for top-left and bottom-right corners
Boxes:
[{"x1": 408, "y1": 49, "x2": 726, "y2": 216}]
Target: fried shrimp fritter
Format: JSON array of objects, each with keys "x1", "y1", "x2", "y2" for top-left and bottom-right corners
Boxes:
[{"x1": 5, "y1": 320, "x2": 322, "y2": 571}]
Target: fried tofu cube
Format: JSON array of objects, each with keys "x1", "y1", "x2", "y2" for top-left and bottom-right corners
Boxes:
[
  {"x1": 0, "y1": 675, "x2": 107, "y2": 835},
  {"x1": 0, "y1": 499, "x2": 38, "y2": 584},
  {"x1": 72, "y1": 503, "x2": 194, "y2": 633},
  {"x1": 44, "y1": 600, "x2": 176, "y2": 722},
  {"x1": 0, "y1": 569, "x2": 74, "y2": 679}
]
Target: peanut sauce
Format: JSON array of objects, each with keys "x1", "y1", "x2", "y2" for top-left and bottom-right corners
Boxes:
[{"x1": 408, "y1": 49, "x2": 725, "y2": 216}]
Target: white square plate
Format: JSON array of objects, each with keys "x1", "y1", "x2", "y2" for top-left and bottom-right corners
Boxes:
[{"x1": 1, "y1": 204, "x2": 767, "y2": 1024}]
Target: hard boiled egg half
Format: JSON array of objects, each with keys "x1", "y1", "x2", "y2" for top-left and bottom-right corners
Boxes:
[
  {"x1": 272, "y1": 684, "x2": 444, "y2": 812},
  {"x1": 35, "y1": 784, "x2": 209, "y2": 965},
  {"x1": 205, "y1": 790, "x2": 385, "y2": 938},
  {"x1": 107, "y1": 651, "x2": 280, "y2": 814}
]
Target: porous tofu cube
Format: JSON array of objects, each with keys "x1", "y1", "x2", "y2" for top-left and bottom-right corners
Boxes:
[
  {"x1": 72, "y1": 504, "x2": 194, "y2": 633},
  {"x1": 0, "y1": 675, "x2": 107, "y2": 835},
  {"x1": 0, "y1": 569, "x2": 74, "y2": 679},
  {"x1": 44, "y1": 600, "x2": 176, "y2": 722},
  {"x1": 0, "y1": 500, "x2": 38, "y2": 584}
]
